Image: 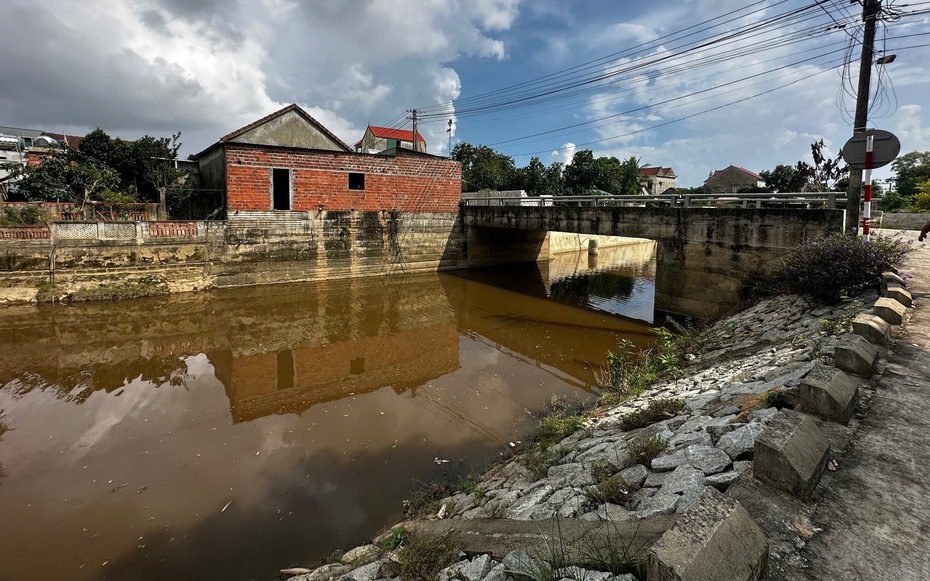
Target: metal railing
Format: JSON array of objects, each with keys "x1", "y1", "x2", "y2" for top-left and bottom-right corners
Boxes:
[{"x1": 461, "y1": 192, "x2": 844, "y2": 209}]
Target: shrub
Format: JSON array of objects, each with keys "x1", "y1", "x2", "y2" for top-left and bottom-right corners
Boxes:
[
  {"x1": 0, "y1": 205, "x2": 46, "y2": 225},
  {"x1": 878, "y1": 190, "x2": 908, "y2": 212},
  {"x1": 911, "y1": 190, "x2": 930, "y2": 212},
  {"x1": 772, "y1": 232, "x2": 912, "y2": 303}
]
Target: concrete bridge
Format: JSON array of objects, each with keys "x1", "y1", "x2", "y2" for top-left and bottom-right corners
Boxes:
[{"x1": 462, "y1": 204, "x2": 846, "y2": 318}]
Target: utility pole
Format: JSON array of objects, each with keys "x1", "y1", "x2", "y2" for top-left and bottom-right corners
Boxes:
[
  {"x1": 447, "y1": 119, "x2": 453, "y2": 157},
  {"x1": 845, "y1": 0, "x2": 881, "y2": 232},
  {"x1": 408, "y1": 109, "x2": 419, "y2": 152}
]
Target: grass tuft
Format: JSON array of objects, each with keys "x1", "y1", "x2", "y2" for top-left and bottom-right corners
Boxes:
[
  {"x1": 617, "y1": 398, "x2": 685, "y2": 431},
  {"x1": 628, "y1": 435, "x2": 667, "y2": 467},
  {"x1": 394, "y1": 531, "x2": 463, "y2": 581}
]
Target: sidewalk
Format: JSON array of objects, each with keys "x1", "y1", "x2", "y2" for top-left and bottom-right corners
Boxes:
[{"x1": 798, "y1": 229, "x2": 930, "y2": 579}]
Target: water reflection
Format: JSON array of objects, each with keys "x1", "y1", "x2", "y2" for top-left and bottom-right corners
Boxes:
[{"x1": 0, "y1": 246, "x2": 656, "y2": 581}]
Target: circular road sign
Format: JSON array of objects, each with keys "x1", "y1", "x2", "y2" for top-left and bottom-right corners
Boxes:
[{"x1": 842, "y1": 129, "x2": 901, "y2": 169}]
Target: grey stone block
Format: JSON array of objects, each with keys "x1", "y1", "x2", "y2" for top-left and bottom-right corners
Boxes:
[
  {"x1": 882, "y1": 285, "x2": 913, "y2": 308},
  {"x1": 753, "y1": 410, "x2": 829, "y2": 498},
  {"x1": 833, "y1": 334, "x2": 879, "y2": 377},
  {"x1": 687, "y1": 445, "x2": 732, "y2": 475},
  {"x1": 798, "y1": 363, "x2": 859, "y2": 425},
  {"x1": 882, "y1": 271, "x2": 905, "y2": 289},
  {"x1": 647, "y1": 488, "x2": 768, "y2": 581},
  {"x1": 873, "y1": 297, "x2": 907, "y2": 326},
  {"x1": 717, "y1": 423, "x2": 765, "y2": 460},
  {"x1": 851, "y1": 313, "x2": 892, "y2": 345}
]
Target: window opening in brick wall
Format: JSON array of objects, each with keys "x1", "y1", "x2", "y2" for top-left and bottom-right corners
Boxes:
[
  {"x1": 348, "y1": 172, "x2": 365, "y2": 191},
  {"x1": 272, "y1": 168, "x2": 291, "y2": 210},
  {"x1": 276, "y1": 350, "x2": 295, "y2": 390}
]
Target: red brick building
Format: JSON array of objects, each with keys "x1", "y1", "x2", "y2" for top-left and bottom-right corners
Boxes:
[{"x1": 192, "y1": 104, "x2": 461, "y2": 213}]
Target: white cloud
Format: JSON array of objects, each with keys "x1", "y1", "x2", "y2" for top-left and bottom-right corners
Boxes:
[
  {"x1": 891, "y1": 105, "x2": 930, "y2": 153},
  {"x1": 552, "y1": 143, "x2": 575, "y2": 164},
  {"x1": 0, "y1": 0, "x2": 523, "y2": 156}
]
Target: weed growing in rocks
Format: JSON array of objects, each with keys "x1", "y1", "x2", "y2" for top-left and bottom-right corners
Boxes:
[
  {"x1": 617, "y1": 398, "x2": 686, "y2": 431},
  {"x1": 575, "y1": 522, "x2": 648, "y2": 577},
  {"x1": 820, "y1": 313, "x2": 854, "y2": 336},
  {"x1": 596, "y1": 319, "x2": 697, "y2": 405},
  {"x1": 404, "y1": 480, "x2": 453, "y2": 518},
  {"x1": 764, "y1": 389, "x2": 794, "y2": 410},
  {"x1": 628, "y1": 435, "x2": 667, "y2": 467},
  {"x1": 589, "y1": 459, "x2": 618, "y2": 484},
  {"x1": 524, "y1": 446, "x2": 568, "y2": 480},
  {"x1": 536, "y1": 414, "x2": 586, "y2": 450},
  {"x1": 378, "y1": 526, "x2": 407, "y2": 551},
  {"x1": 394, "y1": 531, "x2": 463, "y2": 581},
  {"x1": 585, "y1": 474, "x2": 638, "y2": 505},
  {"x1": 533, "y1": 395, "x2": 587, "y2": 450}
]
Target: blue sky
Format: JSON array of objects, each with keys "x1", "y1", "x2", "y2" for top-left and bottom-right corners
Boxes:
[{"x1": 1, "y1": 0, "x2": 928, "y2": 186}]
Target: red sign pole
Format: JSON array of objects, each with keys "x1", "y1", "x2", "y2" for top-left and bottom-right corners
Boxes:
[{"x1": 862, "y1": 134, "x2": 873, "y2": 241}]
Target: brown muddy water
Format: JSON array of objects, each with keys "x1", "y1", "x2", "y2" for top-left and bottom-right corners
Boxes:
[{"x1": 0, "y1": 243, "x2": 657, "y2": 581}]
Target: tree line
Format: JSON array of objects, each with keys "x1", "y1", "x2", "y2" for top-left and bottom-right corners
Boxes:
[{"x1": 451, "y1": 143, "x2": 644, "y2": 196}]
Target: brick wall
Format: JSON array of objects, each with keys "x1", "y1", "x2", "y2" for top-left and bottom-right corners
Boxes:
[
  {"x1": 225, "y1": 143, "x2": 461, "y2": 213},
  {"x1": 0, "y1": 226, "x2": 51, "y2": 239}
]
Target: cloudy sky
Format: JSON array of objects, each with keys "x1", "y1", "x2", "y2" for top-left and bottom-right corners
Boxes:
[{"x1": 1, "y1": 0, "x2": 928, "y2": 186}]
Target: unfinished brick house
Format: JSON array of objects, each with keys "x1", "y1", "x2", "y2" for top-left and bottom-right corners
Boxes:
[{"x1": 192, "y1": 104, "x2": 460, "y2": 213}]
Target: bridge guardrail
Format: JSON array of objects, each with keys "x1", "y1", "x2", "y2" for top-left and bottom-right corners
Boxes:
[{"x1": 461, "y1": 192, "x2": 845, "y2": 209}]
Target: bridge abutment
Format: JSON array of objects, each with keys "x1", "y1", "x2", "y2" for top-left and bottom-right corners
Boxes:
[{"x1": 463, "y1": 205, "x2": 845, "y2": 319}]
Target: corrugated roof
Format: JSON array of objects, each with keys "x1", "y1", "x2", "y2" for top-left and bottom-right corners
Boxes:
[
  {"x1": 639, "y1": 166, "x2": 675, "y2": 176},
  {"x1": 355, "y1": 125, "x2": 426, "y2": 147}
]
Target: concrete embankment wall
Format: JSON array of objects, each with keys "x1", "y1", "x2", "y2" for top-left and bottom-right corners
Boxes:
[
  {"x1": 0, "y1": 211, "x2": 465, "y2": 303},
  {"x1": 880, "y1": 212, "x2": 929, "y2": 230},
  {"x1": 546, "y1": 232, "x2": 648, "y2": 257}
]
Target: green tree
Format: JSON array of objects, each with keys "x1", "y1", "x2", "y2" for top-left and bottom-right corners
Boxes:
[
  {"x1": 451, "y1": 143, "x2": 517, "y2": 192},
  {"x1": 15, "y1": 147, "x2": 118, "y2": 206},
  {"x1": 760, "y1": 164, "x2": 806, "y2": 192},
  {"x1": 541, "y1": 161, "x2": 565, "y2": 197},
  {"x1": 616, "y1": 156, "x2": 641, "y2": 196},
  {"x1": 564, "y1": 149, "x2": 598, "y2": 195},
  {"x1": 891, "y1": 151, "x2": 930, "y2": 199},
  {"x1": 519, "y1": 157, "x2": 547, "y2": 196}
]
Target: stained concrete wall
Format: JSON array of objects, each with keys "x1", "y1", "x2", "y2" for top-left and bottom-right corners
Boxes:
[
  {"x1": 463, "y1": 205, "x2": 845, "y2": 318},
  {"x1": 0, "y1": 211, "x2": 467, "y2": 303}
]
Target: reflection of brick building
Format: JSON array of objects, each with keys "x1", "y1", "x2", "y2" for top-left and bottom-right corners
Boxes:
[
  {"x1": 193, "y1": 104, "x2": 460, "y2": 213},
  {"x1": 221, "y1": 324, "x2": 459, "y2": 423}
]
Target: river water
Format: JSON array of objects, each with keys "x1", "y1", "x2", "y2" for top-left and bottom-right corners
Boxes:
[{"x1": 0, "y1": 241, "x2": 657, "y2": 581}]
